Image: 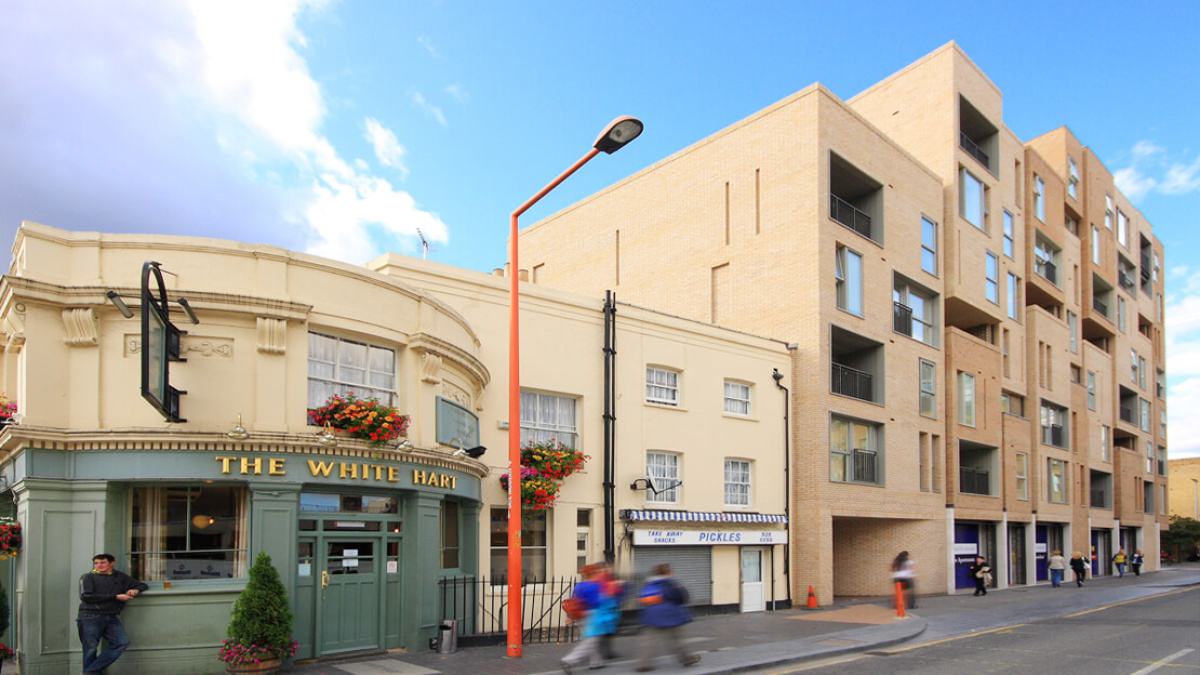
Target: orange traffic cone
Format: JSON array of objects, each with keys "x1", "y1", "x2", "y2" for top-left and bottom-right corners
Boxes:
[{"x1": 803, "y1": 585, "x2": 820, "y2": 610}]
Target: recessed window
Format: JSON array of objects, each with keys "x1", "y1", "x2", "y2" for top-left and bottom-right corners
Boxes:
[
  {"x1": 1087, "y1": 371, "x2": 1096, "y2": 410},
  {"x1": 1033, "y1": 174, "x2": 1045, "y2": 222},
  {"x1": 921, "y1": 217, "x2": 938, "y2": 275},
  {"x1": 894, "y1": 276, "x2": 938, "y2": 346},
  {"x1": 646, "y1": 367, "x2": 680, "y2": 406},
  {"x1": 130, "y1": 485, "x2": 249, "y2": 581},
  {"x1": 1001, "y1": 391, "x2": 1024, "y2": 417},
  {"x1": 521, "y1": 391, "x2": 578, "y2": 448},
  {"x1": 490, "y1": 509, "x2": 546, "y2": 582},
  {"x1": 836, "y1": 246, "x2": 864, "y2": 316},
  {"x1": 1007, "y1": 273, "x2": 1021, "y2": 320},
  {"x1": 441, "y1": 500, "x2": 460, "y2": 569},
  {"x1": 724, "y1": 381, "x2": 751, "y2": 416},
  {"x1": 1041, "y1": 401, "x2": 1068, "y2": 448},
  {"x1": 1003, "y1": 211, "x2": 1014, "y2": 258},
  {"x1": 307, "y1": 332, "x2": 397, "y2": 413},
  {"x1": 1068, "y1": 158, "x2": 1079, "y2": 199},
  {"x1": 985, "y1": 252, "x2": 999, "y2": 304},
  {"x1": 919, "y1": 359, "x2": 936, "y2": 418},
  {"x1": 1016, "y1": 453, "x2": 1028, "y2": 500},
  {"x1": 960, "y1": 168, "x2": 986, "y2": 231},
  {"x1": 1048, "y1": 458, "x2": 1067, "y2": 504},
  {"x1": 724, "y1": 459, "x2": 751, "y2": 507},
  {"x1": 830, "y1": 416, "x2": 882, "y2": 485},
  {"x1": 958, "y1": 372, "x2": 976, "y2": 427}
]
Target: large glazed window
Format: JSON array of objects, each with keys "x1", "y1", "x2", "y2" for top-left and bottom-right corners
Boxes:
[
  {"x1": 307, "y1": 332, "x2": 396, "y2": 411},
  {"x1": 521, "y1": 391, "x2": 578, "y2": 448},
  {"x1": 830, "y1": 416, "x2": 881, "y2": 485},
  {"x1": 129, "y1": 485, "x2": 248, "y2": 581},
  {"x1": 489, "y1": 508, "x2": 546, "y2": 583}
]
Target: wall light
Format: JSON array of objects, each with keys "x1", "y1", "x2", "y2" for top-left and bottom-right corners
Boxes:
[
  {"x1": 105, "y1": 291, "x2": 134, "y2": 318},
  {"x1": 397, "y1": 439, "x2": 415, "y2": 452},
  {"x1": 318, "y1": 425, "x2": 338, "y2": 447},
  {"x1": 177, "y1": 297, "x2": 200, "y2": 324},
  {"x1": 226, "y1": 414, "x2": 249, "y2": 440}
]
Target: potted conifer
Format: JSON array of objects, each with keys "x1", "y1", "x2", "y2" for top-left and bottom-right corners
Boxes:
[{"x1": 219, "y1": 552, "x2": 298, "y2": 674}]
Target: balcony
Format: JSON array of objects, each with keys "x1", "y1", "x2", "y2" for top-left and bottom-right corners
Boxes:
[
  {"x1": 1093, "y1": 297, "x2": 1109, "y2": 318},
  {"x1": 1090, "y1": 487, "x2": 1111, "y2": 509},
  {"x1": 959, "y1": 466, "x2": 991, "y2": 496},
  {"x1": 831, "y1": 362, "x2": 873, "y2": 402},
  {"x1": 1118, "y1": 405, "x2": 1135, "y2": 425},
  {"x1": 1035, "y1": 259, "x2": 1058, "y2": 285},
  {"x1": 830, "y1": 193, "x2": 871, "y2": 238},
  {"x1": 894, "y1": 302, "x2": 913, "y2": 336},
  {"x1": 960, "y1": 131, "x2": 990, "y2": 169},
  {"x1": 852, "y1": 450, "x2": 877, "y2": 484},
  {"x1": 1042, "y1": 424, "x2": 1064, "y2": 447}
]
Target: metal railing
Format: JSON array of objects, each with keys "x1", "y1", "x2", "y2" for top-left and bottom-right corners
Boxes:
[
  {"x1": 830, "y1": 193, "x2": 872, "y2": 238},
  {"x1": 438, "y1": 575, "x2": 579, "y2": 645},
  {"x1": 852, "y1": 451, "x2": 877, "y2": 483},
  {"x1": 1093, "y1": 297, "x2": 1109, "y2": 317},
  {"x1": 1035, "y1": 259, "x2": 1058, "y2": 285},
  {"x1": 1119, "y1": 405, "x2": 1136, "y2": 425},
  {"x1": 1090, "y1": 488, "x2": 1111, "y2": 509},
  {"x1": 894, "y1": 302, "x2": 913, "y2": 336},
  {"x1": 831, "y1": 362, "x2": 873, "y2": 401},
  {"x1": 959, "y1": 467, "x2": 991, "y2": 495},
  {"x1": 959, "y1": 131, "x2": 990, "y2": 169}
]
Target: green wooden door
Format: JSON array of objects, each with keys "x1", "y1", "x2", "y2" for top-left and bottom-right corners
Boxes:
[{"x1": 319, "y1": 537, "x2": 383, "y2": 654}]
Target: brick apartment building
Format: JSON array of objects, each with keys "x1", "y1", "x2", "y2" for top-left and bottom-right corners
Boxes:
[{"x1": 517, "y1": 42, "x2": 1169, "y2": 604}]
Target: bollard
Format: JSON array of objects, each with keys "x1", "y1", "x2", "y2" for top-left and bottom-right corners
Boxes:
[{"x1": 894, "y1": 581, "x2": 906, "y2": 619}]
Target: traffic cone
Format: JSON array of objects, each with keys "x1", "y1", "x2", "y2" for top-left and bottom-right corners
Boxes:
[{"x1": 803, "y1": 585, "x2": 820, "y2": 610}]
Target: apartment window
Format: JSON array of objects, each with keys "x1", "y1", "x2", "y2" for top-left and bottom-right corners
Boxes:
[
  {"x1": 1118, "y1": 297, "x2": 1127, "y2": 332},
  {"x1": 724, "y1": 381, "x2": 751, "y2": 416},
  {"x1": 958, "y1": 371, "x2": 976, "y2": 427},
  {"x1": 576, "y1": 509, "x2": 592, "y2": 571},
  {"x1": 130, "y1": 486, "x2": 249, "y2": 581},
  {"x1": 490, "y1": 509, "x2": 546, "y2": 582},
  {"x1": 830, "y1": 416, "x2": 881, "y2": 485},
  {"x1": 1070, "y1": 364, "x2": 1082, "y2": 384},
  {"x1": 1068, "y1": 311, "x2": 1078, "y2": 353},
  {"x1": 521, "y1": 391, "x2": 578, "y2": 448},
  {"x1": 1087, "y1": 371, "x2": 1096, "y2": 410},
  {"x1": 985, "y1": 252, "x2": 999, "y2": 304},
  {"x1": 1034, "y1": 234, "x2": 1060, "y2": 286},
  {"x1": 1138, "y1": 356, "x2": 1147, "y2": 390},
  {"x1": 1146, "y1": 442, "x2": 1155, "y2": 474},
  {"x1": 921, "y1": 216, "x2": 938, "y2": 275},
  {"x1": 1140, "y1": 398, "x2": 1151, "y2": 433},
  {"x1": 1041, "y1": 401, "x2": 1068, "y2": 448},
  {"x1": 831, "y1": 326, "x2": 883, "y2": 403},
  {"x1": 646, "y1": 367, "x2": 680, "y2": 406},
  {"x1": 1156, "y1": 369, "x2": 1166, "y2": 400},
  {"x1": 1092, "y1": 226, "x2": 1102, "y2": 264},
  {"x1": 1143, "y1": 481, "x2": 1154, "y2": 513},
  {"x1": 1105, "y1": 194, "x2": 1113, "y2": 229},
  {"x1": 441, "y1": 500, "x2": 460, "y2": 569},
  {"x1": 1130, "y1": 348, "x2": 1139, "y2": 385},
  {"x1": 836, "y1": 246, "x2": 864, "y2": 316},
  {"x1": 1160, "y1": 484, "x2": 1167, "y2": 515},
  {"x1": 1117, "y1": 210, "x2": 1129, "y2": 248},
  {"x1": 919, "y1": 432, "x2": 929, "y2": 491},
  {"x1": 1003, "y1": 211, "x2": 1015, "y2": 258},
  {"x1": 646, "y1": 451, "x2": 680, "y2": 504},
  {"x1": 1154, "y1": 251, "x2": 1160, "y2": 282},
  {"x1": 919, "y1": 359, "x2": 937, "y2": 418},
  {"x1": 1007, "y1": 273, "x2": 1020, "y2": 320},
  {"x1": 1016, "y1": 452, "x2": 1028, "y2": 501},
  {"x1": 724, "y1": 459, "x2": 752, "y2": 507},
  {"x1": 1101, "y1": 425, "x2": 1111, "y2": 462},
  {"x1": 830, "y1": 152, "x2": 884, "y2": 241},
  {"x1": 894, "y1": 277, "x2": 938, "y2": 346},
  {"x1": 1161, "y1": 409, "x2": 1167, "y2": 438},
  {"x1": 1048, "y1": 458, "x2": 1067, "y2": 504},
  {"x1": 1001, "y1": 391, "x2": 1025, "y2": 417},
  {"x1": 307, "y1": 332, "x2": 397, "y2": 412},
  {"x1": 1033, "y1": 174, "x2": 1045, "y2": 222},
  {"x1": 960, "y1": 168, "x2": 986, "y2": 230},
  {"x1": 1065, "y1": 213, "x2": 1079, "y2": 236},
  {"x1": 1158, "y1": 446, "x2": 1167, "y2": 477},
  {"x1": 1068, "y1": 157, "x2": 1079, "y2": 199}
]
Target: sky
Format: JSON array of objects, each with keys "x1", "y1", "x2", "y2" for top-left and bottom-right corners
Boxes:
[{"x1": 2, "y1": 1, "x2": 1199, "y2": 457}]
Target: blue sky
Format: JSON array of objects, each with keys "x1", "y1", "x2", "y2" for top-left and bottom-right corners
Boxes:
[{"x1": 2, "y1": 1, "x2": 1199, "y2": 456}]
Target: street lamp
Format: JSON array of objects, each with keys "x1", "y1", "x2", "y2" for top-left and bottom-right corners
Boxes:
[{"x1": 506, "y1": 116, "x2": 643, "y2": 658}]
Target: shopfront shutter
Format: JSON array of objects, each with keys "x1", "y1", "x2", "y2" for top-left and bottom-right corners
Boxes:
[{"x1": 633, "y1": 546, "x2": 711, "y2": 606}]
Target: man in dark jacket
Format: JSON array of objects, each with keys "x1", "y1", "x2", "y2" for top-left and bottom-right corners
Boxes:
[{"x1": 78, "y1": 553, "x2": 148, "y2": 674}]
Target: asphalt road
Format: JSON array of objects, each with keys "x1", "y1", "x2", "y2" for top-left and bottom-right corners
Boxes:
[{"x1": 766, "y1": 585, "x2": 1200, "y2": 675}]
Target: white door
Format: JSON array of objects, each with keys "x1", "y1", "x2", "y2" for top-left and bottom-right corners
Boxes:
[{"x1": 740, "y1": 547, "x2": 765, "y2": 612}]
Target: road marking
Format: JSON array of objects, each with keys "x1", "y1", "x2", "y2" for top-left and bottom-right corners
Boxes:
[{"x1": 1127, "y1": 648, "x2": 1194, "y2": 675}]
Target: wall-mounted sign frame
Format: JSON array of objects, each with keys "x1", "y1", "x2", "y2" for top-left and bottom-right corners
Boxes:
[{"x1": 141, "y1": 261, "x2": 188, "y2": 422}]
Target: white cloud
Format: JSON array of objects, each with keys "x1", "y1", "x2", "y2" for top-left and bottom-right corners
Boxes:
[
  {"x1": 1165, "y1": 287, "x2": 1200, "y2": 459},
  {"x1": 1159, "y1": 155, "x2": 1200, "y2": 195},
  {"x1": 1131, "y1": 140, "x2": 1164, "y2": 159},
  {"x1": 364, "y1": 118, "x2": 408, "y2": 177},
  {"x1": 417, "y1": 36, "x2": 438, "y2": 57},
  {"x1": 1114, "y1": 167, "x2": 1157, "y2": 202},
  {"x1": 1114, "y1": 140, "x2": 1200, "y2": 202},
  {"x1": 411, "y1": 91, "x2": 448, "y2": 127},
  {"x1": 445, "y1": 84, "x2": 469, "y2": 103}
]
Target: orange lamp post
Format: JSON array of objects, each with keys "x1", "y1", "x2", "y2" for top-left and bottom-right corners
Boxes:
[{"x1": 506, "y1": 116, "x2": 643, "y2": 657}]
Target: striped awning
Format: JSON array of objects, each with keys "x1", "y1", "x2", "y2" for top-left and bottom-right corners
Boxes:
[{"x1": 621, "y1": 510, "x2": 787, "y2": 524}]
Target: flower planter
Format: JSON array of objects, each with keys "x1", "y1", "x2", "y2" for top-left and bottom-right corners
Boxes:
[{"x1": 225, "y1": 657, "x2": 281, "y2": 675}]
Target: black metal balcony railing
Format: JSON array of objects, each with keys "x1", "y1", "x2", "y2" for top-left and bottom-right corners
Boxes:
[
  {"x1": 1090, "y1": 488, "x2": 1111, "y2": 509},
  {"x1": 959, "y1": 131, "x2": 990, "y2": 169},
  {"x1": 959, "y1": 466, "x2": 991, "y2": 495},
  {"x1": 1119, "y1": 405, "x2": 1136, "y2": 425},
  {"x1": 1035, "y1": 258, "x2": 1058, "y2": 285},
  {"x1": 831, "y1": 362, "x2": 873, "y2": 401},
  {"x1": 1118, "y1": 270, "x2": 1136, "y2": 293},
  {"x1": 1042, "y1": 424, "x2": 1065, "y2": 447},
  {"x1": 830, "y1": 193, "x2": 872, "y2": 238},
  {"x1": 1093, "y1": 297, "x2": 1109, "y2": 317},
  {"x1": 852, "y1": 450, "x2": 877, "y2": 484},
  {"x1": 894, "y1": 302, "x2": 913, "y2": 336}
]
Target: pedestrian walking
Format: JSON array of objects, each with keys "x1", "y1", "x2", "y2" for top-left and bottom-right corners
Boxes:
[
  {"x1": 1069, "y1": 551, "x2": 1088, "y2": 587},
  {"x1": 968, "y1": 556, "x2": 991, "y2": 596},
  {"x1": 596, "y1": 562, "x2": 625, "y2": 661},
  {"x1": 77, "y1": 553, "x2": 148, "y2": 675},
  {"x1": 561, "y1": 563, "x2": 620, "y2": 673},
  {"x1": 891, "y1": 551, "x2": 917, "y2": 609},
  {"x1": 1048, "y1": 550, "x2": 1067, "y2": 587},
  {"x1": 1131, "y1": 549, "x2": 1145, "y2": 577},
  {"x1": 1112, "y1": 548, "x2": 1128, "y2": 578},
  {"x1": 634, "y1": 564, "x2": 700, "y2": 672}
]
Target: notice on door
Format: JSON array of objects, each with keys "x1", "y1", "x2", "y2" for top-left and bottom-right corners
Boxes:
[{"x1": 343, "y1": 549, "x2": 359, "y2": 568}]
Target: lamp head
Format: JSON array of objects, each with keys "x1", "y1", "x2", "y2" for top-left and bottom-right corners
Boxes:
[
  {"x1": 772, "y1": 368, "x2": 784, "y2": 383},
  {"x1": 106, "y1": 290, "x2": 134, "y2": 319},
  {"x1": 593, "y1": 116, "x2": 644, "y2": 155}
]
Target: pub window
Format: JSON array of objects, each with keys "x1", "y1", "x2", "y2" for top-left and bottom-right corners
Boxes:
[
  {"x1": 307, "y1": 332, "x2": 397, "y2": 417},
  {"x1": 441, "y1": 500, "x2": 460, "y2": 569},
  {"x1": 490, "y1": 508, "x2": 547, "y2": 583},
  {"x1": 521, "y1": 390, "x2": 578, "y2": 448},
  {"x1": 129, "y1": 485, "x2": 248, "y2": 582}
]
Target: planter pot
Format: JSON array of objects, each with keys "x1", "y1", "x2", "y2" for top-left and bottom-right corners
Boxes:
[{"x1": 225, "y1": 658, "x2": 282, "y2": 675}]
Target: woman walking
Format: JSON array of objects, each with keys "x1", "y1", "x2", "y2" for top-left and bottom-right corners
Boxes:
[
  {"x1": 561, "y1": 563, "x2": 620, "y2": 674},
  {"x1": 1048, "y1": 550, "x2": 1067, "y2": 587},
  {"x1": 968, "y1": 556, "x2": 991, "y2": 597},
  {"x1": 1131, "y1": 549, "x2": 1145, "y2": 577},
  {"x1": 1112, "y1": 548, "x2": 1128, "y2": 578},
  {"x1": 635, "y1": 564, "x2": 700, "y2": 672},
  {"x1": 1069, "y1": 551, "x2": 1088, "y2": 587},
  {"x1": 891, "y1": 551, "x2": 917, "y2": 609}
]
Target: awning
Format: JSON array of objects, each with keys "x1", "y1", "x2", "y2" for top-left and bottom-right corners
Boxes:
[{"x1": 621, "y1": 510, "x2": 787, "y2": 524}]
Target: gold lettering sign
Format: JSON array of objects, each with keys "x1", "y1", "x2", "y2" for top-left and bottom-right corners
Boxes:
[
  {"x1": 413, "y1": 469, "x2": 456, "y2": 490},
  {"x1": 214, "y1": 456, "x2": 459, "y2": 490}
]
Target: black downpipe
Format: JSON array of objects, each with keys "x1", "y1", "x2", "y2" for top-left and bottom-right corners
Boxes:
[
  {"x1": 772, "y1": 368, "x2": 791, "y2": 608},
  {"x1": 603, "y1": 291, "x2": 618, "y2": 563}
]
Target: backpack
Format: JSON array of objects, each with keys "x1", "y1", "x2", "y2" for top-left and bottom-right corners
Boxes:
[{"x1": 562, "y1": 595, "x2": 587, "y2": 620}]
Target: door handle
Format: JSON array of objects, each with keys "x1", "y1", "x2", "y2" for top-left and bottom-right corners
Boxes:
[{"x1": 321, "y1": 570, "x2": 330, "y2": 589}]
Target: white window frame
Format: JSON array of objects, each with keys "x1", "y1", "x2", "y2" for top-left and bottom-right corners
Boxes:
[
  {"x1": 919, "y1": 359, "x2": 936, "y2": 419},
  {"x1": 960, "y1": 168, "x2": 986, "y2": 230},
  {"x1": 1087, "y1": 371, "x2": 1096, "y2": 410},
  {"x1": 1016, "y1": 452, "x2": 1028, "y2": 501},
  {"x1": 520, "y1": 390, "x2": 579, "y2": 448},
  {"x1": 646, "y1": 367, "x2": 680, "y2": 407},
  {"x1": 1007, "y1": 273, "x2": 1020, "y2": 320},
  {"x1": 958, "y1": 371, "x2": 976, "y2": 427},
  {"x1": 921, "y1": 216, "x2": 938, "y2": 276},
  {"x1": 830, "y1": 416, "x2": 881, "y2": 486},
  {"x1": 1117, "y1": 209, "x2": 1129, "y2": 248},
  {"x1": 1034, "y1": 174, "x2": 1045, "y2": 222},
  {"x1": 1101, "y1": 425, "x2": 1111, "y2": 462},
  {"x1": 985, "y1": 252, "x2": 999, "y2": 304},
  {"x1": 1048, "y1": 458, "x2": 1067, "y2": 504},
  {"x1": 646, "y1": 451, "x2": 681, "y2": 504},
  {"x1": 894, "y1": 278, "x2": 938, "y2": 346},
  {"x1": 836, "y1": 245, "x2": 864, "y2": 316},
  {"x1": 307, "y1": 332, "x2": 397, "y2": 412},
  {"x1": 1092, "y1": 226, "x2": 1102, "y2": 264},
  {"x1": 724, "y1": 381, "x2": 752, "y2": 416},
  {"x1": 724, "y1": 458, "x2": 752, "y2": 508},
  {"x1": 1068, "y1": 158, "x2": 1079, "y2": 199},
  {"x1": 1003, "y1": 211, "x2": 1015, "y2": 258},
  {"x1": 1105, "y1": 194, "x2": 1113, "y2": 229}
]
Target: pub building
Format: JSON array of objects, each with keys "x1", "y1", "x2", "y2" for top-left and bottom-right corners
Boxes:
[{"x1": 0, "y1": 222, "x2": 791, "y2": 674}]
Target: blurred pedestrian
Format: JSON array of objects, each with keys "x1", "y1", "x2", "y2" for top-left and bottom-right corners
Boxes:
[
  {"x1": 561, "y1": 563, "x2": 620, "y2": 674},
  {"x1": 968, "y1": 556, "x2": 990, "y2": 596},
  {"x1": 1131, "y1": 549, "x2": 1144, "y2": 577},
  {"x1": 1047, "y1": 550, "x2": 1067, "y2": 587},
  {"x1": 596, "y1": 562, "x2": 625, "y2": 661},
  {"x1": 1112, "y1": 548, "x2": 1127, "y2": 578},
  {"x1": 890, "y1": 551, "x2": 917, "y2": 609},
  {"x1": 1069, "y1": 551, "x2": 1087, "y2": 587},
  {"x1": 634, "y1": 564, "x2": 700, "y2": 672}
]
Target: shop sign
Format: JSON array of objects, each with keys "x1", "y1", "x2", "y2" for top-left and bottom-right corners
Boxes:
[
  {"x1": 213, "y1": 456, "x2": 458, "y2": 491},
  {"x1": 633, "y1": 529, "x2": 787, "y2": 546}
]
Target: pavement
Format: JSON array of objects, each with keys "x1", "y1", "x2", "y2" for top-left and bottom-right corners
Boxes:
[{"x1": 287, "y1": 561, "x2": 1200, "y2": 675}]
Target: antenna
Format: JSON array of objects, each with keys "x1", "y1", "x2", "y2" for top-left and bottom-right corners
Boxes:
[{"x1": 416, "y1": 228, "x2": 430, "y2": 260}]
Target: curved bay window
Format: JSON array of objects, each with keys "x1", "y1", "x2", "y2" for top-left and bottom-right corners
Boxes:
[{"x1": 129, "y1": 485, "x2": 249, "y2": 581}]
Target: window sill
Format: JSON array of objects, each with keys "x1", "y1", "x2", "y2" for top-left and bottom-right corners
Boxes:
[
  {"x1": 722, "y1": 413, "x2": 757, "y2": 422},
  {"x1": 645, "y1": 401, "x2": 687, "y2": 412}
]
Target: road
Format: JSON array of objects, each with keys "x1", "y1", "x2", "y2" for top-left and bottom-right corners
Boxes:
[{"x1": 766, "y1": 586, "x2": 1200, "y2": 674}]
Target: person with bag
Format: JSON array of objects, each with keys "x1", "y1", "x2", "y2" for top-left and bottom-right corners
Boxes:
[
  {"x1": 1112, "y1": 548, "x2": 1128, "y2": 578},
  {"x1": 1131, "y1": 549, "x2": 1145, "y2": 577},
  {"x1": 595, "y1": 562, "x2": 625, "y2": 661},
  {"x1": 634, "y1": 564, "x2": 700, "y2": 672},
  {"x1": 1069, "y1": 551, "x2": 1088, "y2": 587},
  {"x1": 1047, "y1": 550, "x2": 1067, "y2": 587},
  {"x1": 967, "y1": 556, "x2": 990, "y2": 596},
  {"x1": 561, "y1": 563, "x2": 619, "y2": 673}
]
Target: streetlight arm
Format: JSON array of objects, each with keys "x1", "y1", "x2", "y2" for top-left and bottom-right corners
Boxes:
[{"x1": 512, "y1": 148, "x2": 602, "y2": 221}]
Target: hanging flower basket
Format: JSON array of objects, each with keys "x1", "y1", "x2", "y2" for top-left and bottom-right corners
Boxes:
[
  {"x1": 0, "y1": 393, "x2": 16, "y2": 426},
  {"x1": 0, "y1": 643, "x2": 13, "y2": 661},
  {"x1": 0, "y1": 519, "x2": 20, "y2": 559},
  {"x1": 521, "y1": 440, "x2": 588, "y2": 480},
  {"x1": 499, "y1": 468, "x2": 561, "y2": 511},
  {"x1": 310, "y1": 392, "x2": 409, "y2": 447}
]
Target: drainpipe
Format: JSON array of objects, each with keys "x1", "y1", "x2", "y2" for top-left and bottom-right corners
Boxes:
[
  {"x1": 603, "y1": 291, "x2": 618, "y2": 564},
  {"x1": 772, "y1": 367, "x2": 791, "y2": 608}
]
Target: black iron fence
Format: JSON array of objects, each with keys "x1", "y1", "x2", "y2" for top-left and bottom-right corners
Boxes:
[{"x1": 438, "y1": 575, "x2": 581, "y2": 645}]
